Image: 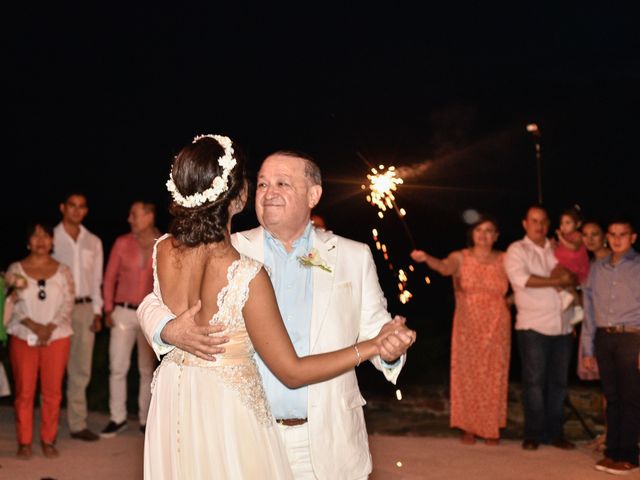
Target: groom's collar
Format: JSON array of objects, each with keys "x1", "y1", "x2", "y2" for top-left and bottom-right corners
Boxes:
[
  {"x1": 313, "y1": 226, "x2": 335, "y2": 245},
  {"x1": 235, "y1": 222, "x2": 336, "y2": 249},
  {"x1": 264, "y1": 221, "x2": 313, "y2": 250}
]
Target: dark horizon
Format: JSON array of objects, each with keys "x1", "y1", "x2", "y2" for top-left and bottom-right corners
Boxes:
[{"x1": 4, "y1": 4, "x2": 639, "y2": 389}]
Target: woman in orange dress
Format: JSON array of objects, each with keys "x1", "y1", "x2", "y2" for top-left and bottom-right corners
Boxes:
[{"x1": 411, "y1": 216, "x2": 511, "y2": 445}]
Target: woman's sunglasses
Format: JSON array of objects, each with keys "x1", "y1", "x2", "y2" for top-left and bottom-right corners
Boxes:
[{"x1": 37, "y1": 279, "x2": 46, "y2": 301}]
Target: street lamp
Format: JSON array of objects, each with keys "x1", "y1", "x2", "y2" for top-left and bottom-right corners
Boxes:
[{"x1": 526, "y1": 123, "x2": 543, "y2": 204}]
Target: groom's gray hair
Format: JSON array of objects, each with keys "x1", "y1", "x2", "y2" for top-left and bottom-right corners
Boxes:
[{"x1": 271, "y1": 150, "x2": 322, "y2": 186}]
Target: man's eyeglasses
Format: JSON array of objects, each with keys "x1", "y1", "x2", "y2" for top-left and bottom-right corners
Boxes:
[{"x1": 37, "y1": 279, "x2": 46, "y2": 301}]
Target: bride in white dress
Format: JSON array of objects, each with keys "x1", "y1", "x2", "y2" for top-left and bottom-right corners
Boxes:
[{"x1": 144, "y1": 134, "x2": 405, "y2": 479}]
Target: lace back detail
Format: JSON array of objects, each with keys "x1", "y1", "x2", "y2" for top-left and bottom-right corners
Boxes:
[
  {"x1": 152, "y1": 233, "x2": 170, "y2": 303},
  {"x1": 151, "y1": 252, "x2": 272, "y2": 425},
  {"x1": 209, "y1": 256, "x2": 263, "y2": 330}
]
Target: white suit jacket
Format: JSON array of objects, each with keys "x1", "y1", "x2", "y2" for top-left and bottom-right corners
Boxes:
[{"x1": 138, "y1": 226, "x2": 405, "y2": 479}]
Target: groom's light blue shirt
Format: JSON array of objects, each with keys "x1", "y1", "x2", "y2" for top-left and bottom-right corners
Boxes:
[{"x1": 258, "y1": 222, "x2": 314, "y2": 419}]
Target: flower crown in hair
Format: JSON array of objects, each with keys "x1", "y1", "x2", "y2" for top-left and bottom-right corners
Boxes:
[{"x1": 166, "y1": 134, "x2": 237, "y2": 208}]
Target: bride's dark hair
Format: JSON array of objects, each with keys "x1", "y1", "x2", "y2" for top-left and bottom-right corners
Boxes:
[{"x1": 168, "y1": 136, "x2": 246, "y2": 247}]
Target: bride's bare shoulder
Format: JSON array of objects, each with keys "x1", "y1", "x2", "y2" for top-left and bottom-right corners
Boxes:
[{"x1": 156, "y1": 237, "x2": 186, "y2": 274}]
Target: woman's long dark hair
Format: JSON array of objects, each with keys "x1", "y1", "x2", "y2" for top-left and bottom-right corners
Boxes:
[{"x1": 168, "y1": 136, "x2": 246, "y2": 247}]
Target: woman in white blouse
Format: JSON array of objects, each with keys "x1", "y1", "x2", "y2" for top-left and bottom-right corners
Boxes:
[{"x1": 6, "y1": 222, "x2": 74, "y2": 460}]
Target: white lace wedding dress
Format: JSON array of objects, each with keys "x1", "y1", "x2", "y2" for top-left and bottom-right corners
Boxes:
[{"x1": 144, "y1": 235, "x2": 293, "y2": 479}]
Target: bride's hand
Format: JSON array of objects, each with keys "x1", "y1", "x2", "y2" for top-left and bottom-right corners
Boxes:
[{"x1": 373, "y1": 316, "x2": 416, "y2": 363}]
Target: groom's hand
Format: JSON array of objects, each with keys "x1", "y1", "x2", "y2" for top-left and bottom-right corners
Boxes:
[
  {"x1": 160, "y1": 300, "x2": 229, "y2": 361},
  {"x1": 378, "y1": 315, "x2": 416, "y2": 363}
]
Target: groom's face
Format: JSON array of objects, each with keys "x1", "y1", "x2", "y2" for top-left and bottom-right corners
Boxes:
[{"x1": 256, "y1": 154, "x2": 321, "y2": 236}]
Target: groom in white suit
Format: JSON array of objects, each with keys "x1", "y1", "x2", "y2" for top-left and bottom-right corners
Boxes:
[{"x1": 138, "y1": 151, "x2": 414, "y2": 479}]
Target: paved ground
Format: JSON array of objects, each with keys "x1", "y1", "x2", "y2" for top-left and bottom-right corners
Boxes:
[{"x1": 0, "y1": 406, "x2": 616, "y2": 480}]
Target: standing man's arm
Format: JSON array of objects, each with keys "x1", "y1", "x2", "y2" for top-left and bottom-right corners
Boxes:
[
  {"x1": 504, "y1": 243, "x2": 529, "y2": 289},
  {"x1": 91, "y1": 238, "x2": 104, "y2": 332},
  {"x1": 504, "y1": 243, "x2": 575, "y2": 289},
  {"x1": 358, "y1": 244, "x2": 414, "y2": 384},
  {"x1": 525, "y1": 269, "x2": 575, "y2": 288},
  {"x1": 580, "y1": 268, "x2": 598, "y2": 370},
  {"x1": 102, "y1": 239, "x2": 121, "y2": 328}
]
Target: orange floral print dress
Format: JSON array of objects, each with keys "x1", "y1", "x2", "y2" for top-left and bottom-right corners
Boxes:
[{"x1": 450, "y1": 249, "x2": 511, "y2": 439}]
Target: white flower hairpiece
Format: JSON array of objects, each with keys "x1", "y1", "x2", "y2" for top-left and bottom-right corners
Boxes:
[{"x1": 166, "y1": 134, "x2": 237, "y2": 208}]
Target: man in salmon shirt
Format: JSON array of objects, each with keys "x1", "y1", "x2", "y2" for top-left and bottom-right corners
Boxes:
[{"x1": 100, "y1": 201, "x2": 160, "y2": 437}]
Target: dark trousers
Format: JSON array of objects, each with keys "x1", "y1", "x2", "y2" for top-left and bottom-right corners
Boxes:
[
  {"x1": 517, "y1": 330, "x2": 573, "y2": 443},
  {"x1": 595, "y1": 330, "x2": 640, "y2": 466}
]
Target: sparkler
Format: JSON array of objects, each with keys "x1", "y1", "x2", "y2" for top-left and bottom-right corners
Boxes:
[
  {"x1": 366, "y1": 165, "x2": 420, "y2": 304},
  {"x1": 364, "y1": 165, "x2": 416, "y2": 249},
  {"x1": 363, "y1": 164, "x2": 425, "y2": 411},
  {"x1": 366, "y1": 166, "x2": 403, "y2": 215}
]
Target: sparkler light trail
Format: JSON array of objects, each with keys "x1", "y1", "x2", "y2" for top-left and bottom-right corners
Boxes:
[
  {"x1": 370, "y1": 219, "x2": 416, "y2": 304},
  {"x1": 363, "y1": 165, "x2": 416, "y2": 249}
]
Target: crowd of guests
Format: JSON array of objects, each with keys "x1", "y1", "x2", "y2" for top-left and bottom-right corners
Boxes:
[
  {"x1": 0, "y1": 189, "x2": 637, "y2": 476},
  {"x1": 1, "y1": 194, "x2": 159, "y2": 459},
  {"x1": 411, "y1": 204, "x2": 639, "y2": 475}
]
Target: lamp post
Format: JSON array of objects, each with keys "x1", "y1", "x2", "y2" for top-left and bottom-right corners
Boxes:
[{"x1": 526, "y1": 123, "x2": 543, "y2": 204}]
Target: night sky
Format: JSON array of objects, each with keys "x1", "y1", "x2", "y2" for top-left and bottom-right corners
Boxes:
[{"x1": 5, "y1": 4, "x2": 639, "y2": 384}]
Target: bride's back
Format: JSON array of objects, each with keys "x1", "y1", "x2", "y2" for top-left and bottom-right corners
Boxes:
[
  {"x1": 156, "y1": 238, "x2": 240, "y2": 326},
  {"x1": 157, "y1": 134, "x2": 248, "y2": 327}
]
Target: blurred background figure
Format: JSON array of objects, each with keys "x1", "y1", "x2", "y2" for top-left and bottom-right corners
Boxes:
[
  {"x1": 553, "y1": 207, "x2": 589, "y2": 324},
  {"x1": 580, "y1": 218, "x2": 639, "y2": 475},
  {"x1": 100, "y1": 201, "x2": 159, "y2": 437},
  {"x1": 53, "y1": 192, "x2": 103, "y2": 442},
  {"x1": 6, "y1": 222, "x2": 74, "y2": 459},
  {"x1": 411, "y1": 215, "x2": 511, "y2": 445},
  {"x1": 505, "y1": 205, "x2": 577, "y2": 451},
  {"x1": 577, "y1": 219, "x2": 611, "y2": 452},
  {"x1": 577, "y1": 219, "x2": 610, "y2": 381},
  {"x1": 310, "y1": 212, "x2": 327, "y2": 230},
  {"x1": 555, "y1": 207, "x2": 590, "y2": 285},
  {"x1": 581, "y1": 220, "x2": 611, "y2": 262}
]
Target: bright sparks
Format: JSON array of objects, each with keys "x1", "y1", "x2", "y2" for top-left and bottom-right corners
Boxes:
[
  {"x1": 399, "y1": 290, "x2": 413, "y2": 304},
  {"x1": 364, "y1": 164, "x2": 414, "y2": 303},
  {"x1": 398, "y1": 269, "x2": 407, "y2": 283},
  {"x1": 396, "y1": 389, "x2": 403, "y2": 401},
  {"x1": 366, "y1": 166, "x2": 403, "y2": 213}
]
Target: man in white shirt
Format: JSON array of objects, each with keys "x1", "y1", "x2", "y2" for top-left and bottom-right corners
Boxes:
[
  {"x1": 504, "y1": 205, "x2": 577, "y2": 451},
  {"x1": 53, "y1": 192, "x2": 103, "y2": 442}
]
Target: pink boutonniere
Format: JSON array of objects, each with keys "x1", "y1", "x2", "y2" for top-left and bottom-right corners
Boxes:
[{"x1": 298, "y1": 248, "x2": 332, "y2": 273}]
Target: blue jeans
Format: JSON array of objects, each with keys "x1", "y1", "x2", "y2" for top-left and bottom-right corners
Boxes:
[{"x1": 517, "y1": 330, "x2": 573, "y2": 442}]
